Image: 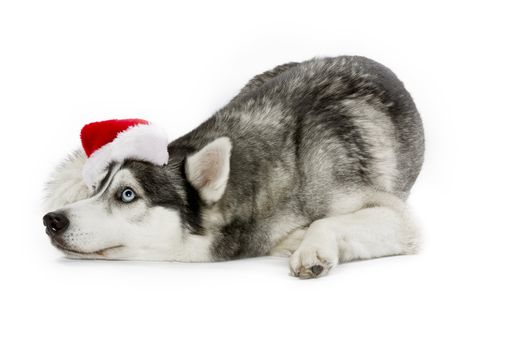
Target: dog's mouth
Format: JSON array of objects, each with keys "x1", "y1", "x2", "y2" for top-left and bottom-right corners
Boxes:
[{"x1": 49, "y1": 235, "x2": 124, "y2": 257}]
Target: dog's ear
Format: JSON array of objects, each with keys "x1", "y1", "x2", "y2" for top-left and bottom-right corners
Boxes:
[{"x1": 185, "y1": 137, "x2": 232, "y2": 204}]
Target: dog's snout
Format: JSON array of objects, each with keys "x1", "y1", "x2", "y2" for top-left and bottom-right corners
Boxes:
[{"x1": 43, "y1": 212, "x2": 69, "y2": 235}]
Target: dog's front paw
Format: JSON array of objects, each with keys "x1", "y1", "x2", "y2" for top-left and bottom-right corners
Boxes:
[{"x1": 289, "y1": 238, "x2": 338, "y2": 279}]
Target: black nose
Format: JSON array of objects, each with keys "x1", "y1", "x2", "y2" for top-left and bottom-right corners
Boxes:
[{"x1": 43, "y1": 212, "x2": 69, "y2": 235}]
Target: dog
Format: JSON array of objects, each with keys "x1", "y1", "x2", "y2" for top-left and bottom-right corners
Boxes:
[{"x1": 43, "y1": 56, "x2": 424, "y2": 278}]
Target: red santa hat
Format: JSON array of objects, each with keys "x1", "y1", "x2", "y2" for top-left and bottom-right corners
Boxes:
[{"x1": 80, "y1": 119, "x2": 169, "y2": 188}]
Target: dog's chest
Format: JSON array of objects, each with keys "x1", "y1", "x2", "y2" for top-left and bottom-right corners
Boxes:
[{"x1": 209, "y1": 212, "x2": 307, "y2": 260}]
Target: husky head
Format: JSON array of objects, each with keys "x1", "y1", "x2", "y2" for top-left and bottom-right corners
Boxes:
[{"x1": 42, "y1": 137, "x2": 231, "y2": 261}]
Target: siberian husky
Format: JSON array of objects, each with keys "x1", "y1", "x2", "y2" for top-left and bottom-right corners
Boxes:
[{"x1": 43, "y1": 56, "x2": 424, "y2": 278}]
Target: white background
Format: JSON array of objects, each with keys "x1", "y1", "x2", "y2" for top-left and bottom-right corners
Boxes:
[{"x1": 1, "y1": 1, "x2": 523, "y2": 349}]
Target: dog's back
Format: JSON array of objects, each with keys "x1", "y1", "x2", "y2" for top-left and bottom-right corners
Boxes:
[{"x1": 172, "y1": 56, "x2": 424, "y2": 259}]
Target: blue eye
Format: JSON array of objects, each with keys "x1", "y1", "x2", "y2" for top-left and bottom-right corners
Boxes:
[{"x1": 120, "y1": 188, "x2": 136, "y2": 203}]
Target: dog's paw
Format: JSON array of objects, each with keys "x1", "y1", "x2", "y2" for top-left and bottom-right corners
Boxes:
[{"x1": 289, "y1": 238, "x2": 338, "y2": 279}]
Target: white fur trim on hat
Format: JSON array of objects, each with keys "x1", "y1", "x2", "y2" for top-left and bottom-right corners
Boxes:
[{"x1": 83, "y1": 123, "x2": 169, "y2": 189}]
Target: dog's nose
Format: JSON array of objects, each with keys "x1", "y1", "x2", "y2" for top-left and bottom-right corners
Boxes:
[{"x1": 43, "y1": 212, "x2": 69, "y2": 235}]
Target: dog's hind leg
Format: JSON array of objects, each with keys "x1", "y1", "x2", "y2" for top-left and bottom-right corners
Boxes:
[{"x1": 289, "y1": 205, "x2": 419, "y2": 279}]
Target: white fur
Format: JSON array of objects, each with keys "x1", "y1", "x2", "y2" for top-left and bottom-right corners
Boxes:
[
  {"x1": 185, "y1": 137, "x2": 232, "y2": 204},
  {"x1": 289, "y1": 224, "x2": 339, "y2": 278},
  {"x1": 55, "y1": 169, "x2": 212, "y2": 262},
  {"x1": 83, "y1": 123, "x2": 169, "y2": 189},
  {"x1": 43, "y1": 149, "x2": 91, "y2": 212},
  {"x1": 274, "y1": 190, "x2": 419, "y2": 278},
  {"x1": 270, "y1": 228, "x2": 307, "y2": 257}
]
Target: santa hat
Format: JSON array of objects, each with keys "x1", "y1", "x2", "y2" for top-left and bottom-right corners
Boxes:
[{"x1": 80, "y1": 119, "x2": 169, "y2": 189}]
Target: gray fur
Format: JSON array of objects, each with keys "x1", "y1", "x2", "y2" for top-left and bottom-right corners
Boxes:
[{"x1": 125, "y1": 55, "x2": 424, "y2": 261}]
